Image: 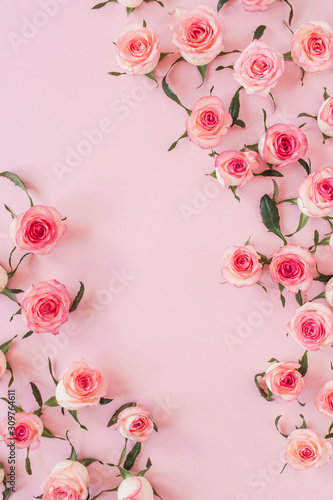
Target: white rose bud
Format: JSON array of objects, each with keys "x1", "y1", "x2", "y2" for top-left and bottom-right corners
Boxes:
[
  {"x1": 117, "y1": 477, "x2": 154, "y2": 500},
  {"x1": 0, "y1": 266, "x2": 8, "y2": 292}
]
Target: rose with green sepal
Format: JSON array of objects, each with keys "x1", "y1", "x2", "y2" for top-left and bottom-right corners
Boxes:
[
  {"x1": 287, "y1": 302, "x2": 333, "y2": 351},
  {"x1": 0, "y1": 335, "x2": 17, "y2": 387}
]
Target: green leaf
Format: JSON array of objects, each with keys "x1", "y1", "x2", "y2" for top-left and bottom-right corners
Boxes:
[
  {"x1": 0, "y1": 335, "x2": 18, "y2": 355},
  {"x1": 153, "y1": 487, "x2": 163, "y2": 500},
  {"x1": 260, "y1": 194, "x2": 287, "y2": 244},
  {"x1": 162, "y1": 63, "x2": 191, "y2": 116},
  {"x1": 9, "y1": 308, "x2": 21, "y2": 322},
  {"x1": 298, "y1": 158, "x2": 311, "y2": 175},
  {"x1": 257, "y1": 281, "x2": 267, "y2": 292},
  {"x1": 80, "y1": 458, "x2": 103, "y2": 467},
  {"x1": 268, "y1": 358, "x2": 279, "y2": 363},
  {"x1": 145, "y1": 72, "x2": 158, "y2": 85},
  {"x1": 217, "y1": 50, "x2": 241, "y2": 56},
  {"x1": 107, "y1": 402, "x2": 137, "y2": 427},
  {"x1": 99, "y1": 398, "x2": 113, "y2": 405},
  {"x1": 297, "y1": 351, "x2": 308, "y2": 377},
  {"x1": 269, "y1": 92, "x2": 276, "y2": 111},
  {"x1": 229, "y1": 185, "x2": 240, "y2": 202},
  {"x1": 0, "y1": 172, "x2": 33, "y2": 207},
  {"x1": 282, "y1": 0, "x2": 294, "y2": 25},
  {"x1": 205, "y1": 170, "x2": 217, "y2": 179},
  {"x1": 153, "y1": 421, "x2": 158, "y2": 432},
  {"x1": 328, "y1": 421, "x2": 333, "y2": 434},
  {"x1": 272, "y1": 180, "x2": 279, "y2": 203},
  {"x1": 309, "y1": 291, "x2": 326, "y2": 302},
  {"x1": 217, "y1": 0, "x2": 230, "y2": 10},
  {"x1": 143, "y1": 19, "x2": 146, "y2": 27},
  {"x1": 42, "y1": 427, "x2": 65, "y2": 440},
  {"x1": 254, "y1": 169, "x2": 284, "y2": 178},
  {"x1": 297, "y1": 398, "x2": 305, "y2": 407},
  {"x1": 158, "y1": 52, "x2": 172, "y2": 63},
  {"x1": 244, "y1": 143, "x2": 259, "y2": 153},
  {"x1": 1, "y1": 287, "x2": 20, "y2": 305},
  {"x1": 144, "y1": 0, "x2": 164, "y2": 6},
  {"x1": 4, "y1": 204, "x2": 15, "y2": 219},
  {"x1": 126, "y1": 7, "x2": 135, "y2": 14},
  {"x1": 44, "y1": 396, "x2": 59, "y2": 407},
  {"x1": 295, "y1": 290, "x2": 303, "y2": 306},
  {"x1": 48, "y1": 357, "x2": 58, "y2": 386},
  {"x1": 314, "y1": 273, "x2": 333, "y2": 285},
  {"x1": 30, "y1": 382, "x2": 43, "y2": 408},
  {"x1": 275, "y1": 415, "x2": 288, "y2": 438},
  {"x1": 233, "y1": 119, "x2": 246, "y2": 128},
  {"x1": 323, "y1": 87, "x2": 330, "y2": 100},
  {"x1": 6, "y1": 362, "x2": 14, "y2": 387},
  {"x1": 106, "y1": 463, "x2": 132, "y2": 480},
  {"x1": 25, "y1": 447, "x2": 32, "y2": 475},
  {"x1": 118, "y1": 439, "x2": 128, "y2": 466},
  {"x1": 22, "y1": 331, "x2": 33, "y2": 339},
  {"x1": 69, "y1": 282, "x2": 85, "y2": 313},
  {"x1": 262, "y1": 108, "x2": 267, "y2": 132},
  {"x1": 280, "y1": 463, "x2": 288, "y2": 474},
  {"x1": 92, "y1": 0, "x2": 116, "y2": 8},
  {"x1": 68, "y1": 410, "x2": 88, "y2": 431},
  {"x1": 124, "y1": 442, "x2": 142, "y2": 471},
  {"x1": 296, "y1": 414, "x2": 307, "y2": 429},
  {"x1": 253, "y1": 25, "x2": 266, "y2": 41},
  {"x1": 283, "y1": 51, "x2": 293, "y2": 61},
  {"x1": 278, "y1": 283, "x2": 286, "y2": 307},
  {"x1": 254, "y1": 372, "x2": 273, "y2": 401},
  {"x1": 108, "y1": 72, "x2": 126, "y2": 77},
  {"x1": 66, "y1": 431, "x2": 77, "y2": 461},
  {"x1": 168, "y1": 131, "x2": 188, "y2": 152},
  {"x1": 323, "y1": 133, "x2": 331, "y2": 143},
  {"x1": 137, "y1": 457, "x2": 152, "y2": 477},
  {"x1": 197, "y1": 65, "x2": 207, "y2": 88},
  {"x1": 229, "y1": 87, "x2": 243, "y2": 126},
  {"x1": 286, "y1": 213, "x2": 309, "y2": 237},
  {"x1": 297, "y1": 112, "x2": 317, "y2": 120}
]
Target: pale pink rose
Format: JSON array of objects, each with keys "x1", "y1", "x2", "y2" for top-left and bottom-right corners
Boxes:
[
  {"x1": 42, "y1": 460, "x2": 89, "y2": 500},
  {"x1": 287, "y1": 302, "x2": 333, "y2": 351},
  {"x1": 298, "y1": 167, "x2": 333, "y2": 217},
  {"x1": 315, "y1": 381, "x2": 333, "y2": 418},
  {"x1": 0, "y1": 412, "x2": 43, "y2": 450},
  {"x1": 318, "y1": 97, "x2": 333, "y2": 138},
  {"x1": 117, "y1": 0, "x2": 143, "y2": 7},
  {"x1": 285, "y1": 429, "x2": 332, "y2": 470},
  {"x1": 269, "y1": 245, "x2": 316, "y2": 293},
  {"x1": 114, "y1": 406, "x2": 154, "y2": 442},
  {"x1": 169, "y1": 6, "x2": 224, "y2": 66},
  {"x1": 117, "y1": 476, "x2": 154, "y2": 500},
  {"x1": 21, "y1": 280, "x2": 71, "y2": 335},
  {"x1": 221, "y1": 245, "x2": 263, "y2": 287},
  {"x1": 0, "y1": 467, "x2": 4, "y2": 484},
  {"x1": 215, "y1": 150, "x2": 260, "y2": 187},
  {"x1": 0, "y1": 350, "x2": 6, "y2": 380},
  {"x1": 233, "y1": 41, "x2": 285, "y2": 97},
  {"x1": 116, "y1": 23, "x2": 160, "y2": 75},
  {"x1": 0, "y1": 265, "x2": 8, "y2": 292},
  {"x1": 239, "y1": 0, "x2": 276, "y2": 11},
  {"x1": 186, "y1": 96, "x2": 232, "y2": 149},
  {"x1": 258, "y1": 124, "x2": 308, "y2": 168},
  {"x1": 262, "y1": 361, "x2": 305, "y2": 402},
  {"x1": 292, "y1": 21, "x2": 333, "y2": 74},
  {"x1": 55, "y1": 360, "x2": 108, "y2": 410},
  {"x1": 9, "y1": 206, "x2": 66, "y2": 256},
  {"x1": 326, "y1": 277, "x2": 333, "y2": 307}
]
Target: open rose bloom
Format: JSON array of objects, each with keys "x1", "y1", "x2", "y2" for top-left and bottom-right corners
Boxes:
[
  {"x1": 9, "y1": 205, "x2": 66, "y2": 255},
  {"x1": 55, "y1": 360, "x2": 108, "y2": 410},
  {"x1": 117, "y1": 0, "x2": 143, "y2": 7},
  {"x1": 0, "y1": 265, "x2": 8, "y2": 292},
  {"x1": 0, "y1": 350, "x2": 6, "y2": 380},
  {"x1": 269, "y1": 244, "x2": 315, "y2": 293},
  {"x1": 169, "y1": 6, "x2": 224, "y2": 66},
  {"x1": 233, "y1": 40, "x2": 285, "y2": 97},
  {"x1": 258, "y1": 124, "x2": 308, "y2": 168},
  {"x1": 221, "y1": 245, "x2": 263, "y2": 287},
  {"x1": 186, "y1": 96, "x2": 232, "y2": 149},
  {"x1": 285, "y1": 429, "x2": 332, "y2": 470},
  {"x1": 262, "y1": 362, "x2": 305, "y2": 401},
  {"x1": 239, "y1": 0, "x2": 276, "y2": 11},
  {"x1": 42, "y1": 460, "x2": 89, "y2": 500},
  {"x1": 215, "y1": 150, "x2": 260, "y2": 187},
  {"x1": 318, "y1": 97, "x2": 333, "y2": 137},
  {"x1": 117, "y1": 476, "x2": 154, "y2": 500},
  {"x1": 315, "y1": 381, "x2": 333, "y2": 417},
  {"x1": 115, "y1": 406, "x2": 154, "y2": 442},
  {"x1": 0, "y1": 412, "x2": 43, "y2": 450},
  {"x1": 292, "y1": 21, "x2": 333, "y2": 74},
  {"x1": 298, "y1": 166, "x2": 333, "y2": 217},
  {"x1": 287, "y1": 302, "x2": 333, "y2": 351},
  {"x1": 21, "y1": 280, "x2": 71, "y2": 335},
  {"x1": 116, "y1": 23, "x2": 160, "y2": 75}
]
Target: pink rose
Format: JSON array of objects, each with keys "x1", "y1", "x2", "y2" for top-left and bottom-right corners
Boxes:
[
  {"x1": 215, "y1": 150, "x2": 260, "y2": 187},
  {"x1": 0, "y1": 350, "x2": 6, "y2": 380},
  {"x1": 0, "y1": 467, "x2": 4, "y2": 484},
  {"x1": 117, "y1": 0, "x2": 143, "y2": 7},
  {"x1": 318, "y1": 97, "x2": 333, "y2": 138},
  {"x1": 21, "y1": 280, "x2": 71, "y2": 335},
  {"x1": 117, "y1": 476, "x2": 154, "y2": 500},
  {"x1": 239, "y1": 0, "x2": 276, "y2": 12},
  {"x1": 269, "y1": 245, "x2": 315, "y2": 293},
  {"x1": 9, "y1": 205, "x2": 66, "y2": 255},
  {"x1": 0, "y1": 412, "x2": 43, "y2": 450},
  {"x1": 326, "y1": 277, "x2": 333, "y2": 307},
  {"x1": 262, "y1": 361, "x2": 305, "y2": 402},
  {"x1": 114, "y1": 406, "x2": 154, "y2": 442},
  {"x1": 0, "y1": 265, "x2": 8, "y2": 292},
  {"x1": 116, "y1": 23, "x2": 160, "y2": 75},
  {"x1": 42, "y1": 460, "x2": 89, "y2": 500},
  {"x1": 233, "y1": 41, "x2": 285, "y2": 97},
  {"x1": 221, "y1": 245, "x2": 263, "y2": 287},
  {"x1": 315, "y1": 381, "x2": 333, "y2": 418},
  {"x1": 55, "y1": 360, "x2": 108, "y2": 410},
  {"x1": 186, "y1": 96, "x2": 232, "y2": 149},
  {"x1": 291, "y1": 21, "x2": 333, "y2": 74},
  {"x1": 285, "y1": 429, "x2": 332, "y2": 470},
  {"x1": 298, "y1": 167, "x2": 333, "y2": 217},
  {"x1": 169, "y1": 6, "x2": 224, "y2": 66},
  {"x1": 258, "y1": 124, "x2": 308, "y2": 168},
  {"x1": 287, "y1": 302, "x2": 333, "y2": 351}
]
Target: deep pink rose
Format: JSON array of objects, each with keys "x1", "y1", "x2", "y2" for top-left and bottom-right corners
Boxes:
[
  {"x1": 9, "y1": 205, "x2": 66, "y2": 255},
  {"x1": 239, "y1": 0, "x2": 276, "y2": 11},
  {"x1": 298, "y1": 167, "x2": 333, "y2": 217},
  {"x1": 0, "y1": 412, "x2": 43, "y2": 450},
  {"x1": 262, "y1": 361, "x2": 305, "y2": 402},
  {"x1": 42, "y1": 460, "x2": 89, "y2": 500},
  {"x1": 116, "y1": 23, "x2": 160, "y2": 75},
  {"x1": 215, "y1": 150, "x2": 260, "y2": 187},
  {"x1": 186, "y1": 96, "x2": 232, "y2": 149},
  {"x1": 318, "y1": 97, "x2": 333, "y2": 138},
  {"x1": 285, "y1": 429, "x2": 332, "y2": 470},
  {"x1": 233, "y1": 41, "x2": 285, "y2": 97},
  {"x1": 114, "y1": 406, "x2": 154, "y2": 442},
  {"x1": 169, "y1": 6, "x2": 224, "y2": 66},
  {"x1": 269, "y1": 245, "x2": 315, "y2": 293},
  {"x1": 315, "y1": 381, "x2": 333, "y2": 418},
  {"x1": 292, "y1": 21, "x2": 333, "y2": 74},
  {"x1": 21, "y1": 280, "x2": 71, "y2": 335},
  {"x1": 287, "y1": 302, "x2": 333, "y2": 351},
  {"x1": 258, "y1": 124, "x2": 308, "y2": 168},
  {"x1": 221, "y1": 245, "x2": 263, "y2": 287}
]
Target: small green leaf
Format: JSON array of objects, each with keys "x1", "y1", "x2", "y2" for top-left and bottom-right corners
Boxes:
[
  {"x1": 137, "y1": 457, "x2": 152, "y2": 477},
  {"x1": 229, "y1": 87, "x2": 243, "y2": 126},
  {"x1": 286, "y1": 213, "x2": 309, "y2": 237},
  {"x1": 278, "y1": 283, "x2": 286, "y2": 308},
  {"x1": 205, "y1": 170, "x2": 217, "y2": 179},
  {"x1": 42, "y1": 427, "x2": 65, "y2": 440},
  {"x1": 48, "y1": 357, "x2": 58, "y2": 386},
  {"x1": 0, "y1": 171, "x2": 33, "y2": 207},
  {"x1": 153, "y1": 487, "x2": 163, "y2": 500},
  {"x1": 106, "y1": 463, "x2": 132, "y2": 480},
  {"x1": 275, "y1": 415, "x2": 288, "y2": 438},
  {"x1": 0, "y1": 335, "x2": 18, "y2": 355},
  {"x1": 66, "y1": 431, "x2": 77, "y2": 461},
  {"x1": 268, "y1": 358, "x2": 279, "y2": 363},
  {"x1": 1, "y1": 287, "x2": 20, "y2": 305},
  {"x1": 145, "y1": 71, "x2": 158, "y2": 85},
  {"x1": 262, "y1": 108, "x2": 267, "y2": 132},
  {"x1": 260, "y1": 194, "x2": 287, "y2": 244},
  {"x1": 217, "y1": 0, "x2": 230, "y2": 11},
  {"x1": 253, "y1": 25, "x2": 266, "y2": 41},
  {"x1": 297, "y1": 112, "x2": 317, "y2": 120},
  {"x1": 295, "y1": 290, "x2": 303, "y2": 306},
  {"x1": 244, "y1": 143, "x2": 259, "y2": 153},
  {"x1": 323, "y1": 133, "x2": 331, "y2": 143},
  {"x1": 6, "y1": 362, "x2": 14, "y2": 387},
  {"x1": 92, "y1": 0, "x2": 116, "y2": 9},
  {"x1": 107, "y1": 402, "x2": 137, "y2": 427},
  {"x1": 124, "y1": 442, "x2": 142, "y2": 471},
  {"x1": 254, "y1": 169, "x2": 284, "y2": 178},
  {"x1": 99, "y1": 398, "x2": 113, "y2": 405},
  {"x1": 22, "y1": 331, "x2": 33, "y2": 339},
  {"x1": 283, "y1": 51, "x2": 293, "y2": 61},
  {"x1": 272, "y1": 180, "x2": 279, "y2": 203},
  {"x1": 4, "y1": 204, "x2": 15, "y2": 219},
  {"x1": 233, "y1": 118, "x2": 246, "y2": 128},
  {"x1": 69, "y1": 282, "x2": 85, "y2": 313},
  {"x1": 324, "y1": 87, "x2": 330, "y2": 100},
  {"x1": 257, "y1": 282, "x2": 267, "y2": 292},
  {"x1": 68, "y1": 410, "x2": 88, "y2": 431},
  {"x1": 314, "y1": 273, "x2": 333, "y2": 285},
  {"x1": 254, "y1": 372, "x2": 273, "y2": 401},
  {"x1": 108, "y1": 72, "x2": 126, "y2": 77},
  {"x1": 44, "y1": 396, "x2": 59, "y2": 407},
  {"x1": 217, "y1": 50, "x2": 241, "y2": 56},
  {"x1": 158, "y1": 52, "x2": 172, "y2": 63},
  {"x1": 7, "y1": 251, "x2": 32, "y2": 280},
  {"x1": 280, "y1": 463, "x2": 288, "y2": 474},
  {"x1": 9, "y1": 308, "x2": 21, "y2": 322},
  {"x1": 25, "y1": 447, "x2": 32, "y2": 475},
  {"x1": 269, "y1": 92, "x2": 276, "y2": 111},
  {"x1": 30, "y1": 382, "x2": 43, "y2": 408},
  {"x1": 162, "y1": 63, "x2": 191, "y2": 116},
  {"x1": 80, "y1": 458, "x2": 103, "y2": 467},
  {"x1": 197, "y1": 65, "x2": 207, "y2": 88},
  {"x1": 296, "y1": 414, "x2": 307, "y2": 429},
  {"x1": 298, "y1": 158, "x2": 311, "y2": 175},
  {"x1": 297, "y1": 351, "x2": 308, "y2": 377},
  {"x1": 126, "y1": 7, "x2": 135, "y2": 14},
  {"x1": 118, "y1": 439, "x2": 128, "y2": 466},
  {"x1": 143, "y1": 19, "x2": 147, "y2": 27},
  {"x1": 168, "y1": 131, "x2": 188, "y2": 152},
  {"x1": 229, "y1": 185, "x2": 240, "y2": 202}
]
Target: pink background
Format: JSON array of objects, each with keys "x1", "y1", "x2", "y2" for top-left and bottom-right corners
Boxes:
[{"x1": 1, "y1": 0, "x2": 333, "y2": 498}]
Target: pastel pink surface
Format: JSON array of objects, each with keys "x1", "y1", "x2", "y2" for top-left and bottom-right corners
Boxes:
[{"x1": 0, "y1": 1, "x2": 333, "y2": 499}]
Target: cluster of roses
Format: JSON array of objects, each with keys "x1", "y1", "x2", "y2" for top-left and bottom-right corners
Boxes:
[{"x1": 0, "y1": 175, "x2": 161, "y2": 499}]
